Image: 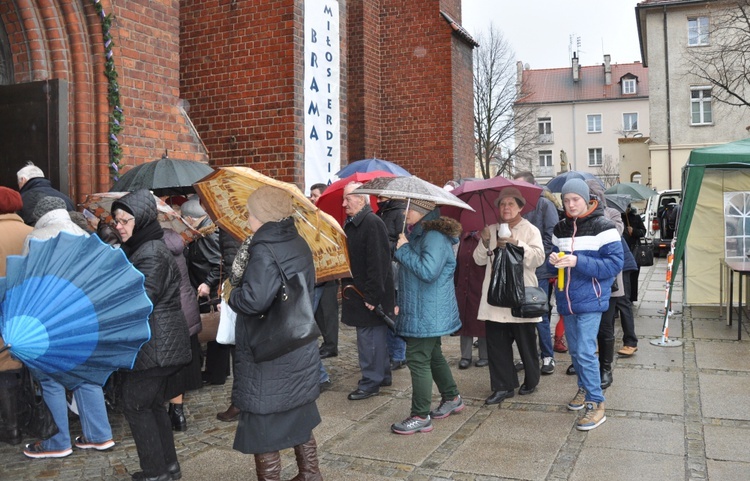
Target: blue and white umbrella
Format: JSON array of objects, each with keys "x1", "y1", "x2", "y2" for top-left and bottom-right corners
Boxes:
[
  {"x1": 0, "y1": 232, "x2": 152, "y2": 390},
  {"x1": 336, "y1": 158, "x2": 411, "y2": 177}
]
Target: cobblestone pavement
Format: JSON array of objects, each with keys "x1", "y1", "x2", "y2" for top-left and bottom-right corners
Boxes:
[{"x1": 2, "y1": 257, "x2": 750, "y2": 480}]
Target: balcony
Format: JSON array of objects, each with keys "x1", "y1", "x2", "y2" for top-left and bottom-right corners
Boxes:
[
  {"x1": 538, "y1": 133, "x2": 554, "y2": 144},
  {"x1": 537, "y1": 165, "x2": 554, "y2": 177}
]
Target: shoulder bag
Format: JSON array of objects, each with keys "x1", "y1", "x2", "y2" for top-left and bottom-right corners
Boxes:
[
  {"x1": 511, "y1": 286, "x2": 549, "y2": 318},
  {"x1": 247, "y1": 246, "x2": 321, "y2": 363},
  {"x1": 632, "y1": 238, "x2": 654, "y2": 267}
]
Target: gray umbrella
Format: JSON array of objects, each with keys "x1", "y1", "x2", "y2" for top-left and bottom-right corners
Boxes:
[
  {"x1": 605, "y1": 194, "x2": 632, "y2": 214},
  {"x1": 353, "y1": 176, "x2": 474, "y2": 211}
]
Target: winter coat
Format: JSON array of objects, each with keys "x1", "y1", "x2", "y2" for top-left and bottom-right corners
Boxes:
[
  {"x1": 473, "y1": 218, "x2": 545, "y2": 323},
  {"x1": 22, "y1": 209, "x2": 87, "y2": 254},
  {"x1": 19, "y1": 177, "x2": 75, "y2": 225},
  {"x1": 342, "y1": 205, "x2": 395, "y2": 328},
  {"x1": 522, "y1": 192, "x2": 559, "y2": 280},
  {"x1": 229, "y1": 217, "x2": 319, "y2": 415},
  {"x1": 0, "y1": 213, "x2": 32, "y2": 276},
  {"x1": 114, "y1": 189, "x2": 191, "y2": 371},
  {"x1": 376, "y1": 199, "x2": 406, "y2": 255},
  {"x1": 622, "y1": 210, "x2": 647, "y2": 250},
  {"x1": 394, "y1": 210, "x2": 462, "y2": 338},
  {"x1": 0, "y1": 214, "x2": 31, "y2": 371},
  {"x1": 219, "y1": 228, "x2": 241, "y2": 283},
  {"x1": 163, "y1": 229, "x2": 202, "y2": 336},
  {"x1": 184, "y1": 217, "x2": 222, "y2": 301},
  {"x1": 548, "y1": 200, "x2": 624, "y2": 315},
  {"x1": 454, "y1": 232, "x2": 486, "y2": 338}
]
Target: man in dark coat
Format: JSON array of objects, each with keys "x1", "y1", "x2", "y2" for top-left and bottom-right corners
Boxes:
[
  {"x1": 341, "y1": 182, "x2": 395, "y2": 400},
  {"x1": 621, "y1": 204, "x2": 647, "y2": 302},
  {"x1": 16, "y1": 162, "x2": 75, "y2": 225},
  {"x1": 375, "y1": 197, "x2": 408, "y2": 371}
]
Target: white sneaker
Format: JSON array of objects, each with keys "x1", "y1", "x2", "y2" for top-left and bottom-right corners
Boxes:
[{"x1": 541, "y1": 357, "x2": 555, "y2": 375}]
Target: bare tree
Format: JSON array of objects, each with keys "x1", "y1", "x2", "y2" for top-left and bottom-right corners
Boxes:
[
  {"x1": 474, "y1": 25, "x2": 537, "y2": 179},
  {"x1": 595, "y1": 154, "x2": 620, "y2": 188},
  {"x1": 684, "y1": 1, "x2": 750, "y2": 108}
]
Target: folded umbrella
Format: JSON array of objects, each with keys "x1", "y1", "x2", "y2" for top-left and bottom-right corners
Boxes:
[
  {"x1": 342, "y1": 285, "x2": 396, "y2": 331},
  {"x1": 441, "y1": 177, "x2": 543, "y2": 232},
  {"x1": 0, "y1": 233, "x2": 153, "y2": 390}
]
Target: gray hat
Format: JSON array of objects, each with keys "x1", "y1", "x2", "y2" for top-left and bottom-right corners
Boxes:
[
  {"x1": 33, "y1": 196, "x2": 67, "y2": 221},
  {"x1": 409, "y1": 198, "x2": 437, "y2": 215},
  {"x1": 180, "y1": 199, "x2": 206, "y2": 218},
  {"x1": 561, "y1": 179, "x2": 590, "y2": 202}
]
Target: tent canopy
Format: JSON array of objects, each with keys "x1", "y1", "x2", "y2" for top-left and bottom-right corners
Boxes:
[{"x1": 671, "y1": 138, "x2": 750, "y2": 307}]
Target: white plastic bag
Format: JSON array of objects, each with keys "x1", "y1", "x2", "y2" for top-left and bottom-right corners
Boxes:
[{"x1": 216, "y1": 299, "x2": 237, "y2": 345}]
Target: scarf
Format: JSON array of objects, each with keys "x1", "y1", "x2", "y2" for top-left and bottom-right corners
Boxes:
[{"x1": 121, "y1": 219, "x2": 164, "y2": 258}]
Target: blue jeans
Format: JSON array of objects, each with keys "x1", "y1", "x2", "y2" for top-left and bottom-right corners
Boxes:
[
  {"x1": 38, "y1": 375, "x2": 112, "y2": 450},
  {"x1": 387, "y1": 329, "x2": 406, "y2": 362},
  {"x1": 564, "y1": 312, "x2": 605, "y2": 403},
  {"x1": 536, "y1": 280, "x2": 554, "y2": 359}
]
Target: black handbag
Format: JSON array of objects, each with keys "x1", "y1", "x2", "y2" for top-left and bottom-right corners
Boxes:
[
  {"x1": 511, "y1": 286, "x2": 549, "y2": 318},
  {"x1": 633, "y1": 238, "x2": 654, "y2": 267},
  {"x1": 18, "y1": 368, "x2": 59, "y2": 440},
  {"x1": 487, "y1": 243, "x2": 525, "y2": 308},
  {"x1": 248, "y1": 246, "x2": 321, "y2": 363}
]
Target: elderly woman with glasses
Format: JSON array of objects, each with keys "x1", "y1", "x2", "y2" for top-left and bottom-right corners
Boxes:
[{"x1": 112, "y1": 189, "x2": 191, "y2": 481}]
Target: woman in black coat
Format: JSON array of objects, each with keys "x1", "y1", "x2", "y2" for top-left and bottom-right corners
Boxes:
[
  {"x1": 112, "y1": 189, "x2": 191, "y2": 481},
  {"x1": 228, "y1": 186, "x2": 321, "y2": 481}
]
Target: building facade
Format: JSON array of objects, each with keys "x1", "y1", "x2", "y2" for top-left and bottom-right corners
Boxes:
[
  {"x1": 0, "y1": 0, "x2": 475, "y2": 200},
  {"x1": 515, "y1": 55, "x2": 650, "y2": 187},
  {"x1": 636, "y1": 0, "x2": 750, "y2": 191}
]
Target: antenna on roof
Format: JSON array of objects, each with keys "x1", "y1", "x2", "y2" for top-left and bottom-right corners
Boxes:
[{"x1": 569, "y1": 34, "x2": 581, "y2": 60}]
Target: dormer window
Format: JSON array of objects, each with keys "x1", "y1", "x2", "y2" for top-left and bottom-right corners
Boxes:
[{"x1": 622, "y1": 78, "x2": 636, "y2": 95}]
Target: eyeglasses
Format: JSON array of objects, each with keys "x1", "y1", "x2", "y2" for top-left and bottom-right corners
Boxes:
[{"x1": 114, "y1": 217, "x2": 135, "y2": 226}]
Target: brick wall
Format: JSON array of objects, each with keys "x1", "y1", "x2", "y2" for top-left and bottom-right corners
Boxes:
[{"x1": 180, "y1": 0, "x2": 308, "y2": 184}]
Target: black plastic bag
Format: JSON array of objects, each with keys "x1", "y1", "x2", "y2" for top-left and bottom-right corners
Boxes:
[
  {"x1": 487, "y1": 243, "x2": 525, "y2": 308},
  {"x1": 18, "y1": 368, "x2": 59, "y2": 440}
]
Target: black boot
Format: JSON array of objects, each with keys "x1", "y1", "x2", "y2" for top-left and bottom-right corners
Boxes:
[
  {"x1": 0, "y1": 378, "x2": 21, "y2": 445},
  {"x1": 599, "y1": 339, "x2": 615, "y2": 390},
  {"x1": 168, "y1": 403, "x2": 187, "y2": 432}
]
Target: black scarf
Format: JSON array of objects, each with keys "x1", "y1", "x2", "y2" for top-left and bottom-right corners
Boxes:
[{"x1": 121, "y1": 219, "x2": 164, "y2": 258}]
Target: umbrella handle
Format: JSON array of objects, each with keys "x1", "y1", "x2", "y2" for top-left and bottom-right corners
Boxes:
[{"x1": 342, "y1": 284, "x2": 364, "y2": 300}]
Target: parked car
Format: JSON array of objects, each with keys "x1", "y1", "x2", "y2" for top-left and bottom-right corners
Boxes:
[{"x1": 644, "y1": 189, "x2": 682, "y2": 257}]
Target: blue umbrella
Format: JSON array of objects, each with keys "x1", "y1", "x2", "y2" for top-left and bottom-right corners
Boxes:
[
  {"x1": 546, "y1": 171, "x2": 604, "y2": 193},
  {"x1": 336, "y1": 158, "x2": 411, "y2": 177},
  {"x1": 0, "y1": 233, "x2": 152, "y2": 390}
]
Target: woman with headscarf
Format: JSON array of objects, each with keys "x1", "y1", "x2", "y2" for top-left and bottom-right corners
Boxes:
[
  {"x1": 473, "y1": 188, "x2": 545, "y2": 406},
  {"x1": 229, "y1": 186, "x2": 322, "y2": 480},
  {"x1": 112, "y1": 189, "x2": 191, "y2": 481}
]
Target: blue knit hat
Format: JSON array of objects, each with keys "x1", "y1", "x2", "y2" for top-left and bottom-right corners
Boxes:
[{"x1": 561, "y1": 179, "x2": 590, "y2": 202}]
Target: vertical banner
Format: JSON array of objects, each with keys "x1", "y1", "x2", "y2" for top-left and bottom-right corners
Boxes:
[{"x1": 304, "y1": 0, "x2": 340, "y2": 194}]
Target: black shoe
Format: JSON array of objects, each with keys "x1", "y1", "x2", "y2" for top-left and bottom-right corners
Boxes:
[
  {"x1": 168, "y1": 403, "x2": 187, "y2": 432},
  {"x1": 319, "y1": 348, "x2": 338, "y2": 359},
  {"x1": 390, "y1": 360, "x2": 407, "y2": 371},
  {"x1": 518, "y1": 384, "x2": 536, "y2": 395},
  {"x1": 347, "y1": 389, "x2": 378, "y2": 401},
  {"x1": 475, "y1": 359, "x2": 489, "y2": 368},
  {"x1": 484, "y1": 390, "x2": 515, "y2": 405},
  {"x1": 166, "y1": 462, "x2": 182, "y2": 480},
  {"x1": 566, "y1": 364, "x2": 576, "y2": 375},
  {"x1": 319, "y1": 380, "x2": 333, "y2": 392},
  {"x1": 380, "y1": 378, "x2": 392, "y2": 387},
  {"x1": 514, "y1": 361, "x2": 524, "y2": 372},
  {"x1": 131, "y1": 472, "x2": 171, "y2": 481},
  {"x1": 458, "y1": 358, "x2": 471, "y2": 369}
]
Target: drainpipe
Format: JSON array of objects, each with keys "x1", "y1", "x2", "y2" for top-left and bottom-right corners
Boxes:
[
  {"x1": 663, "y1": 6, "x2": 673, "y2": 189},
  {"x1": 571, "y1": 103, "x2": 577, "y2": 171}
]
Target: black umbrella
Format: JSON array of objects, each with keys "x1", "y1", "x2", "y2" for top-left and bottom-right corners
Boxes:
[{"x1": 110, "y1": 153, "x2": 213, "y2": 195}]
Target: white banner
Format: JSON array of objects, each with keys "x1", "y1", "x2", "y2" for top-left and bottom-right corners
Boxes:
[{"x1": 304, "y1": 0, "x2": 340, "y2": 195}]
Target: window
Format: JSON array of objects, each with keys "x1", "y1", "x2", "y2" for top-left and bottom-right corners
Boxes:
[
  {"x1": 688, "y1": 17, "x2": 709, "y2": 46},
  {"x1": 623, "y1": 113, "x2": 638, "y2": 131},
  {"x1": 538, "y1": 150, "x2": 552, "y2": 167},
  {"x1": 588, "y1": 148, "x2": 602, "y2": 166},
  {"x1": 622, "y1": 78, "x2": 636, "y2": 95},
  {"x1": 537, "y1": 117, "x2": 553, "y2": 143},
  {"x1": 691, "y1": 87, "x2": 713, "y2": 125},
  {"x1": 587, "y1": 114, "x2": 602, "y2": 133},
  {"x1": 724, "y1": 192, "x2": 750, "y2": 259}
]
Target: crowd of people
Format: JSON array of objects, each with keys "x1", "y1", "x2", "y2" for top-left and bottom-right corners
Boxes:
[{"x1": 0, "y1": 162, "x2": 651, "y2": 480}]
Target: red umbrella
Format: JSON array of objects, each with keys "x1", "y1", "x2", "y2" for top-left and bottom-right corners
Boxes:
[
  {"x1": 316, "y1": 171, "x2": 396, "y2": 226},
  {"x1": 441, "y1": 177, "x2": 543, "y2": 232}
]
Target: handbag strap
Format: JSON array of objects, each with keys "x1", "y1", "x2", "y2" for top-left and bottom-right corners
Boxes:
[{"x1": 264, "y1": 245, "x2": 290, "y2": 303}]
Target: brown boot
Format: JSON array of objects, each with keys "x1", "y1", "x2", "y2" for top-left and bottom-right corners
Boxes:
[
  {"x1": 254, "y1": 451, "x2": 281, "y2": 481},
  {"x1": 216, "y1": 403, "x2": 240, "y2": 422},
  {"x1": 289, "y1": 435, "x2": 322, "y2": 481}
]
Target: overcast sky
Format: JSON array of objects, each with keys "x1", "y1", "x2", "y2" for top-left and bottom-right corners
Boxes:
[{"x1": 461, "y1": 1, "x2": 644, "y2": 69}]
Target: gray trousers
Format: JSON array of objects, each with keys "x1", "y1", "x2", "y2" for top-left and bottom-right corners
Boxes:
[{"x1": 355, "y1": 324, "x2": 391, "y2": 392}]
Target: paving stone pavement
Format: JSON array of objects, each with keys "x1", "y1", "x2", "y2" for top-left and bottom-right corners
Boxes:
[{"x1": 2, "y1": 257, "x2": 750, "y2": 480}]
